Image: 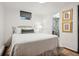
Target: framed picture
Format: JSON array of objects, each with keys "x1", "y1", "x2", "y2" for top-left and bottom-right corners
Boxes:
[
  {"x1": 62, "y1": 22, "x2": 72, "y2": 32},
  {"x1": 62, "y1": 8, "x2": 73, "y2": 32},
  {"x1": 20, "y1": 11, "x2": 32, "y2": 20},
  {"x1": 62, "y1": 8, "x2": 73, "y2": 21}
]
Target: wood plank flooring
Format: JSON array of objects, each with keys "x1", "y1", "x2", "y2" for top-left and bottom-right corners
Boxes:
[{"x1": 58, "y1": 47, "x2": 79, "y2": 56}]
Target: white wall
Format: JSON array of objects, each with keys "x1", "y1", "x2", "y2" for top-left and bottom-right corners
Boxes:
[
  {"x1": 59, "y1": 3, "x2": 79, "y2": 51},
  {"x1": 0, "y1": 3, "x2": 4, "y2": 46}
]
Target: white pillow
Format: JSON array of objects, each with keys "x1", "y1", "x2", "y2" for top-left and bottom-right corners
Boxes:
[{"x1": 15, "y1": 27, "x2": 21, "y2": 34}]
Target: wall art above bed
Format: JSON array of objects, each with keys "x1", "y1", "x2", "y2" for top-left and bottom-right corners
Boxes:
[{"x1": 20, "y1": 10, "x2": 32, "y2": 20}]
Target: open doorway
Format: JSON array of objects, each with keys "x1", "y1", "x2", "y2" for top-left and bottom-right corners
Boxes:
[{"x1": 52, "y1": 13, "x2": 60, "y2": 37}]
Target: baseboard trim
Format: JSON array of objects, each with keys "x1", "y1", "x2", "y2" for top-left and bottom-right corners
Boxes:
[{"x1": 64, "y1": 47, "x2": 78, "y2": 54}]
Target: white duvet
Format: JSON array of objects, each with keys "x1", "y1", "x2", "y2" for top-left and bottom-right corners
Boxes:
[
  {"x1": 12, "y1": 33, "x2": 57, "y2": 45},
  {"x1": 10, "y1": 33, "x2": 58, "y2": 55}
]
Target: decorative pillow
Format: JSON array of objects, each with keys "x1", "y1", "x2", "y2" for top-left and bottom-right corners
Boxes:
[
  {"x1": 12, "y1": 27, "x2": 21, "y2": 34},
  {"x1": 21, "y1": 29, "x2": 34, "y2": 34},
  {"x1": 15, "y1": 28, "x2": 21, "y2": 34}
]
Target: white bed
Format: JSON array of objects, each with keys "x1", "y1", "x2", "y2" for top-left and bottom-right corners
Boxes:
[
  {"x1": 9, "y1": 26, "x2": 58, "y2": 56},
  {"x1": 10, "y1": 33, "x2": 58, "y2": 56},
  {"x1": 12, "y1": 33, "x2": 58, "y2": 47}
]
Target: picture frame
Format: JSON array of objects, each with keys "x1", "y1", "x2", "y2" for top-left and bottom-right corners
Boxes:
[
  {"x1": 62, "y1": 8, "x2": 73, "y2": 22},
  {"x1": 20, "y1": 11, "x2": 32, "y2": 20},
  {"x1": 62, "y1": 8, "x2": 73, "y2": 32},
  {"x1": 62, "y1": 22, "x2": 72, "y2": 32}
]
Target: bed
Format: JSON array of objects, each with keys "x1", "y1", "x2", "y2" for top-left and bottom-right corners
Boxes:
[{"x1": 9, "y1": 26, "x2": 58, "y2": 56}]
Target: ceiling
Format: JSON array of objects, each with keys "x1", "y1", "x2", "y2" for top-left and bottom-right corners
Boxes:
[{"x1": 2, "y1": 2, "x2": 79, "y2": 15}]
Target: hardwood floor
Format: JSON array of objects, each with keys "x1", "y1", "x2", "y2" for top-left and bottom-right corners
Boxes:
[
  {"x1": 58, "y1": 47, "x2": 79, "y2": 56},
  {"x1": 3, "y1": 47, "x2": 79, "y2": 56}
]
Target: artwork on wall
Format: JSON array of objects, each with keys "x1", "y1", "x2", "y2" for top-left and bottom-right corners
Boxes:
[
  {"x1": 62, "y1": 22, "x2": 72, "y2": 32},
  {"x1": 20, "y1": 11, "x2": 32, "y2": 20},
  {"x1": 62, "y1": 8, "x2": 73, "y2": 21},
  {"x1": 62, "y1": 8, "x2": 73, "y2": 32}
]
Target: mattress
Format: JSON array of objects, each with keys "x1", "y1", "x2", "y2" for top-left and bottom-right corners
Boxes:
[{"x1": 10, "y1": 33, "x2": 58, "y2": 56}]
